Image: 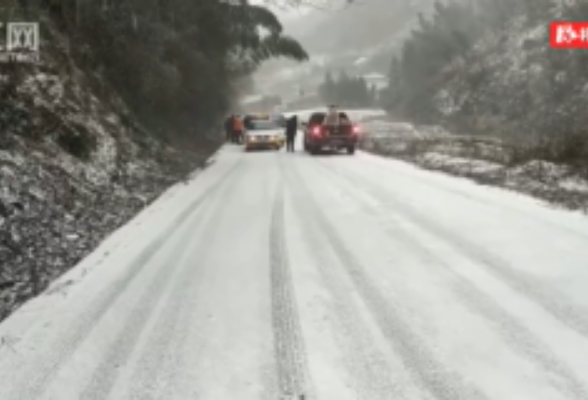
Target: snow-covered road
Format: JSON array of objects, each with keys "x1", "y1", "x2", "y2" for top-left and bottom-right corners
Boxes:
[{"x1": 1, "y1": 141, "x2": 588, "y2": 400}]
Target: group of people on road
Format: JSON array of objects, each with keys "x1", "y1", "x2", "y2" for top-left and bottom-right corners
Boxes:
[
  {"x1": 224, "y1": 106, "x2": 349, "y2": 152},
  {"x1": 224, "y1": 113, "x2": 300, "y2": 152}
]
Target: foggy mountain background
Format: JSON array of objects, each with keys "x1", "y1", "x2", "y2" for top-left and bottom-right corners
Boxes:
[
  {"x1": 283, "y1": 0, "x2": 432, "y2": 53},
  {"x1": 250, "y1": 0, "x2": 438, "y2": 102}
]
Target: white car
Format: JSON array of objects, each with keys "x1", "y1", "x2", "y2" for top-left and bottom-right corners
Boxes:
[{"x1": 244, "y1": 119, "x2": 285, "y2": 151}]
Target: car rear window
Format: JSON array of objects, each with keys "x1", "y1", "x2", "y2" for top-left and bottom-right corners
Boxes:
[
  {"x1": 309, "y1": 113, "x2": 326, "y2": 125},
  {"x1": 249, "y1": 114, "x2": 270, "y2": 120},
  {"x1": 249, "y1": 120, "x2": 280, "y2": 130}
]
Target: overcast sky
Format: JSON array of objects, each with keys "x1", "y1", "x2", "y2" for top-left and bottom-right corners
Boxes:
[{"x1": 250, "y1": 0, "x2": 310, "y2": 19}]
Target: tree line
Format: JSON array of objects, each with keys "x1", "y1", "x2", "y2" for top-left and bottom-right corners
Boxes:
[
  {"x1": 318, "y1": 71, "x2": 378, "y2": 108},
  {"x1": 2, "y1": 0, "x2": 308, "y2": 145},
  {"x1": 379, "y1": 0, "x2": 576, "y2": 122}
]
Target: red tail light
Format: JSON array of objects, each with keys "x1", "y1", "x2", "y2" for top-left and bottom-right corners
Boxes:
[
  {"x1": 352, "y1": 125, "x2": 360, "y2": 134},
  {"x1": 312, "y1": 126, "x2": 321, "y2": 136}
]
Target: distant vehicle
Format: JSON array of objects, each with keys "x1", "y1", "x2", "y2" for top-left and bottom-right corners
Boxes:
[
  {"x1": 244, "y1": 117, "x2": 285, "y2": 151},
  {"x1": 246, "y1": 112, "x2": 271, "y2": 121},
  {"x1": 246, "y1": 112, "x2": 286, "y2": 128},
  {"x1": 302, "y1": 111, "x2": 360, "y2": 155},
  {"x1": 244, "y1": 113, "x2": 286, "y2": 147}
]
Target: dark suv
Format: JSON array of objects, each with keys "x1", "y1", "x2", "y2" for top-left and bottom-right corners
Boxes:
[{"x1": 302, "y1": 112, "x2": 360, "y2": 155}]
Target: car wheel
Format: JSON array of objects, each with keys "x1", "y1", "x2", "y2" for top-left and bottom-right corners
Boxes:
[{"x1": 347, "y1": 146, "x2": 355, "y2": 155}]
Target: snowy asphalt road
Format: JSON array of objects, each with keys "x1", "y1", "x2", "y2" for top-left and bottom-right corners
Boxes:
[{"x1": 1, "y1": 141, "x2": 588, "y2": 400}]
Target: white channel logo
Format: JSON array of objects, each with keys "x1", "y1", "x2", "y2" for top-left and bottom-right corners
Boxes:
[{"x1": 7, "y1": 22, "x2": 39, "y2": 52}]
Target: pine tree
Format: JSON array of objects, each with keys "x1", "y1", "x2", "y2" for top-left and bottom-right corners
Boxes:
[
  {"x1": 358, "y1": 77, "x2": 369, "y2": 107},
  {"x1": 335, "y1": 70, "x2": 350, "y2": 106},
  {"x1": 319, "y1": 71, "x2": 336, "y2": 104},
  {"x1": 370, "y1": 84, "x2": 377, "y2": 107}
]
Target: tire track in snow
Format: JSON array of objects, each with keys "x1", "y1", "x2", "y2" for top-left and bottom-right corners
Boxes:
[
  {"x1": 81, "y1": 161, "x2": 245, "y2": 400},
  {"x1": 126, "y1": 179, "x2": 235, "y2": 399},
  {"x1": 309, "y1": 160, "x2": 588, "y2": 400},
  {"x1": 269, "y1": 180, "x2": 314, "y2": 399},
  {"x1": 286, "y1": 178, "x2": 419, "y2": 400},
  {"x1": 314, "y1": 159, "x2": 588, "y2": 340},
  {"x1": 78, "y1": 229, "x2": 196, "y2": 400},
  {"x1": 0, "y1": 157, "x2": 243, "y2": 400},
  {"x1": 129, "y1": 159, "x2": 250, "y2": 400},
  {"x1": 286, "y1": 161, "x2": 489, "y2": 400},
  {"x1": 259, "y1": 152, "x2": 281, "y2": 400}
]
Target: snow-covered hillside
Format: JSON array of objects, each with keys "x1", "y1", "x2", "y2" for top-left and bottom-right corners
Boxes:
[
  {"x1": 434, "y1": 17, "x2": 588, "y2": 154},
  {"x1": 0, "y1": 31, "x2": 219, "y2": 321}
]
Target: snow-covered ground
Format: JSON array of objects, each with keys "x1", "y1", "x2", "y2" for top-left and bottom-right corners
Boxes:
[
  {"x1": 1, "y1": 134, "x2": 588, "y2": 399},
  {"x1": 357, "y1": 118, "x2": 588, "y2": 211}
]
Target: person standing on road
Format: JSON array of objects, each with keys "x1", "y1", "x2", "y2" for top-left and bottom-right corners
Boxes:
[
  {"x1": 323, "y1": 105, "x2": 340, "y2": 126},
  {"x1": 285, "y1": 115, "x2": 298, "y2": 152},
  {"x1": 233, "y1": 115, "x2": 244, "y2": 144},
  {"x1": 244, "y1": 114, "x2": 253, "y2": 130},
  {"x1": 224, "y1": 115, "x2": 233, "y2": 142}
]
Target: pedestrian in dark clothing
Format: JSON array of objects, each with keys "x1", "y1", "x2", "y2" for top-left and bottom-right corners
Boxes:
[
  {"x1": 244, "y1": 115, "x2": 253, "y2": 130},
  {"x1": 233, "y1": 116, "x2": 244, "y2": 144},
  {"x1": 224, "y1": 116, "x2": 233, "y2": 142},
  {"x1": 285, "y1": 115, "x2": 298, "y2": 152}
]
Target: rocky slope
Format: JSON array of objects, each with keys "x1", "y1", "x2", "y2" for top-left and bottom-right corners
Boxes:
[{"x1": 0, "y1": 33, "x2": 219, "y2": 321}]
